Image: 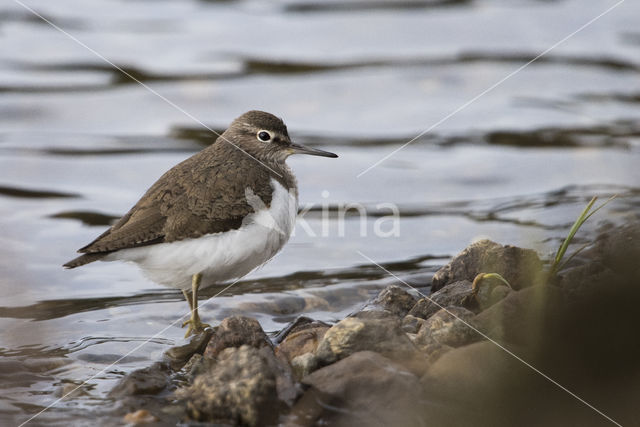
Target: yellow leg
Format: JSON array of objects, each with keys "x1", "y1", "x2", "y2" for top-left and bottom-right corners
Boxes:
[
  {"x1": 181, "y1": 273, "x2": 210, "y2": 338},
  {"x1": 182, "y1": 289, "x2": 193, "y2": 312}
]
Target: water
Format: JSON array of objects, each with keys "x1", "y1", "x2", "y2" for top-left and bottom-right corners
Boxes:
[{"x1": 1, "y1": 0, "x2": 639, "y2": 424}]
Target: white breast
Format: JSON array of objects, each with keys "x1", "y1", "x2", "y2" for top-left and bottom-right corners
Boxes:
[{"x1": 106, "y1": 178, "x2": 298, "y2": 290}]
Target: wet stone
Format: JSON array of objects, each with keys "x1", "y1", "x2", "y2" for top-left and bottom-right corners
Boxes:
[
  {"x1": 273, "y1": 316, "x2": 323, "y2": 344},
  {"x1": 432, "y1": 240, "x2": 544, "y2": 292},
  {"x1": 203, "y1": 315, "x2": 272, "y2": 359},
  {"x1": 410, "y1": 278, "x2": 511, "y2": 321},
  {"x1": 275, "y1": 320, "x2": 329, "y2": 365},
  {"x1": 401, "y1": 314, "x2": 424, "y2": 334},
  {"x1": 358, "y1": 285, "x2": 417, "y2": 318},
  {"x1": 315, "y1": 316, "x2": 418, "y2": 366},
  {"x1": 163, "y1": 328, "x2": 213, "y2": 370},
  {"x1": 176, "y1": 345, "x2": 294, "y2": 426},
  {"x1": 474, "y1": 285, "x2": 567, "y2": 346},
  {"x1": 109, "y1": 362, "x2": 171, "y2": 398},
  {"x1": 54, "y1": 382, "x2": 90, "y2": 399},
  {"x1": 123, "y1": 409, "x2": 157, "y2": 424},
  {"x1": 589, "y1": 220, "x2": 640, "y2": 278},
  {"x1": 409, "y1": 280, "x2": 473, "y2": 320},
  {"x1": 413, "y1": 307, "x2": 480, "y2": 352},
  {"x1": 180, "y1": 353, "x2": 214, "y2": 382},
  {"x1": 290, "y1": 351, "x2": 427, "y2": 427},
  {"x1": 352, "y1": 309, "x2": 399, "y2": 321},
  {"x1": 290, "y1": 352, "x2": 319, "y2": 380}
]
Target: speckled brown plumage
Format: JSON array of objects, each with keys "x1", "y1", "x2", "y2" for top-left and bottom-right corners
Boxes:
[{"x1": 64, "y1": 111, "x2": 298, "y2": 268}]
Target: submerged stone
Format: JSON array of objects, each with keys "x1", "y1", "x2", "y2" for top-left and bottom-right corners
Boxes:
[{"x1": 108, "y1": 362, "x2": 171, "y2": 398}]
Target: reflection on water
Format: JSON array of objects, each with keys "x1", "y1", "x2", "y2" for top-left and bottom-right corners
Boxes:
[{"x1": 1, "y1": 0, "x2": 640, "y2": 424}]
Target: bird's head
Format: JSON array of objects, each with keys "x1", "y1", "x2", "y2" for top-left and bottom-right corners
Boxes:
[{"x1": 224, "y1": 110, "x2": 338, "y2": 163}]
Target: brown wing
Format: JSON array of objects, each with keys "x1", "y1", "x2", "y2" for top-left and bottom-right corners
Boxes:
[{"x1": 67, "y1": 147, "x2": 275, "y2": 262}]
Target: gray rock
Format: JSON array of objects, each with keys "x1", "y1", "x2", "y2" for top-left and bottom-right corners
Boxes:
[
  {"x1": 176, "y1": 345, "x2": 297, "y2": 426},
  {"x1": 401, "y1": 314, "x2": 424, "y2": 334},
  {"x1": 181, "y1": 353, "x2": 214, "y2": 382},
  {"x1": 203, "y1": 316, "x2": 272, "y2": 359},
  {"x1": 315, "y1": 317, "x2": 418, "y2": 366},
  {"x1": 412, "y1": 307, "x2": 480, "y2": 356},
  {"x1": 109, "y1": 362, "x2": 171, "y2": 398},
  {"x1": 163, "y1": 328, "x2": 213, "y2": 370},
  {"x1": 352, "y1": 309, "x2": 399, "y2": 320},
  {"x1": 286, "y1": 351, "x2": 427, "y2": 427},
  {"x1": 432, "y1": 240, "x2": 544, "y2": 292},
  {"x1": 359, "y1": 285, "x2": 417, "y2": 317},
  {"x1": 273, "y1": 316, "x2": 328, "y2": 344},
  {"x1": 410, "y1": 279, "x2": 511, "y2": 323},
  {"x1": 419, "y1": 341, "x2": 533, "y2": 426},
  {"x1": 258, "y1": 347, "x2": 301, "y2": 407},
  {"x1": 488, "y1": 283, "x2": 511, "y2": 304},
  {"x1": 409, "y1": 280, "x2": 473, "y2": 319},
  {"x1": 589, "y1": 220, "x2": 640, "y2": 278},
  {"x1": 290, "y1": 352, "x2": 319, "y2": 380},
  {"x1": 275, "y1": 319, "x2": 329, "y2": 365},
  {"x1": 474, "y1": 285, "x2": 566, "y2": 346},
  {"x1": 556, "y1": 260, "x2": 618, "y2": 298}
]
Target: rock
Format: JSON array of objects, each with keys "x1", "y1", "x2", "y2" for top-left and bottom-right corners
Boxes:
[
  {"x1": 409, "y1": 280, "x2": 473, "y2": 320},
  {"x1": 409, "y1": 278, "x2": 510, "y2": 322},
  {"x1": 358, "y1": 285, "x2": 417, "y2": 317},
  {"x1": 177, "y1": 345, "x2": 296, "y2": 426},
  {"x1": 474, "y1": 285, "x2": 566, "y2": 346},
  {"x1": 109, "y1": 362, "x2": 171, "y2": 398},
  {"x1": 555, "y1": 261, "x2": 618, "y2": 298},
  {"x1": 352, "y1": 309, "x2": 400, "y2": 320},
  {"x1": 315, "y1": 317, "x2": 418, "y2": 366},
  {"x1": 412, "y1": 307, "x2": 480, "y2": 358},
  {"x1": 419, "y1": 341, "x2": 536, "y2": 426},
  {"x1": 163, "y1": 328, "x2": 213, "y2": 370},
  {"x1": 275, "y1": 318, "x2": 329, "y2": 364},
  {"x1": 420, "y1": 272, "x2": 640, "y2": 427},
  {"x1": 488, "y1": 283, "x2": 511, "y2": 304},
  {"x1": 181, "y1": 353, "x2": 214, "y2": 382},
  {"x1": 432, "y1": 240, "x2": 544, "y2": 292},
  {"x1": 258, "y1": 347, "x2": 301, "y2": 407},
  {"x1": 54, "y1": 382, "x2": 89, "y2": 399},
  {"x1": 123, "y1": 409, "x2": 157, "y2": 424},
  {"x1": 589, "y1": 220, "x2": 640, "y2": 279},
  {"x1": 203, "y1": 316, "x2": 272, "y2": 359},
  {"x1": 401, "y1": 314, "x2": 424, "y2": 334},
  {"x1": 273, "y1": 316, "x2": 326, "y2": 343},
  {"x1": 290, "y1": 352, "x2": 319, "y2": 380},
  {"x1": 287, "y1": 351, "x2": 427, "y2": 427}
]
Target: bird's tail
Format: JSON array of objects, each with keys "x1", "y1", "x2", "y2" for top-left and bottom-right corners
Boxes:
[{"x1": 63, "y1": 253, "x2": 107, "y2": 269}]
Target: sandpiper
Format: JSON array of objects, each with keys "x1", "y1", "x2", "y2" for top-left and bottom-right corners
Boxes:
[{"x1": 64, "y1": 111, "x2": 337, "y2": 337}]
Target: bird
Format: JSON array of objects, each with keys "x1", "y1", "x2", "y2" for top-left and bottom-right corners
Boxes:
[{"x1": 64, "y1": 110, "x2": 338, "y2": 337}]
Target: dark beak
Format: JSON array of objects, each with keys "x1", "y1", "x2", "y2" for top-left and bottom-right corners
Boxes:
[{"x1": 289, "y1": 143, "x2": 338, "y2": 158}]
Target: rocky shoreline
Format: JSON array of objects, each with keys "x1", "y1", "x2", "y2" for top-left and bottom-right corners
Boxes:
[{"x1": 110, "y1": 222, "x2": 640, "y2": 426}]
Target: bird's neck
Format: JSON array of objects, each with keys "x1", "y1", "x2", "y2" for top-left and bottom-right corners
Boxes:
[{"x1": 271, "y1": 162, "x2": 298, "y2": 201}]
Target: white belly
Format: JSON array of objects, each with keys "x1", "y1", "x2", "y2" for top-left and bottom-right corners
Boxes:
[{"x1": 105, "y1": 179, "x2": 298, "y2": 290}]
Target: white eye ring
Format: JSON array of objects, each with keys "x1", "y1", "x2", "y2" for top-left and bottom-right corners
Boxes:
[{"x1": 257, "y1": 130, "x2": 272, "y2": 142}]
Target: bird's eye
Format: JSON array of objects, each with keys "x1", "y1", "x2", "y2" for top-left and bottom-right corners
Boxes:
[{"x1": 257, "y1": 130, "x2": 272, "y2": 142}]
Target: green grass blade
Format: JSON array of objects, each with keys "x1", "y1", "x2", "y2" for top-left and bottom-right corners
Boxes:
[
  {"x1": 549, "y1": 194, "x2": 617, "y2": 277},
  {"x1": 552, "y1": 196, "x2": 597, "y2": 270}
]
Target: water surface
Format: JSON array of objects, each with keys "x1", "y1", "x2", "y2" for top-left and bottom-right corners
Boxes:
[{"x1": 1, "y1": 0, "x2": 639, "y2": 425}]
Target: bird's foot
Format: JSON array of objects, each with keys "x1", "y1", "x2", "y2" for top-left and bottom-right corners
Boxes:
[{"x1": 182, "y1": 316, "x2": 211, "y2": 338}]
